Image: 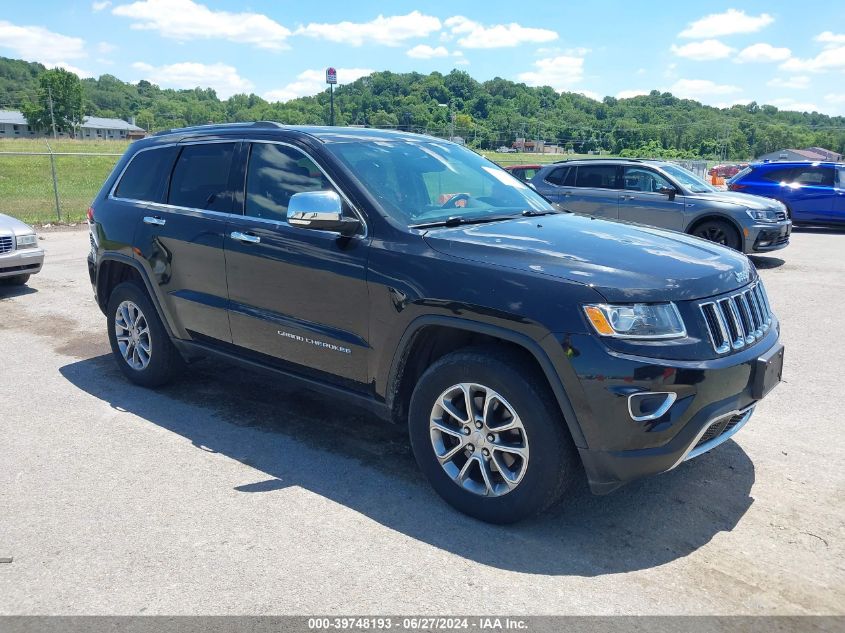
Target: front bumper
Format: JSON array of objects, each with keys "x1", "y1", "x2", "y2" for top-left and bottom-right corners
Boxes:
[
  {"x1": 746, "y1": 220, "x2": 792, "y2": 253},
  {"x1": 0, "y1": 247, "x2": 44, "y2": 278},
  {"x1": 552, "y1": 326, "x2": 782, "y2": 494}
]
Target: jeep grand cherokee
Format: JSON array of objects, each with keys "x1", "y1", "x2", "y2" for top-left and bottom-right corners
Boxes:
[{"x1": 87, "y1": 123, "x2": 784, "y2": 523}]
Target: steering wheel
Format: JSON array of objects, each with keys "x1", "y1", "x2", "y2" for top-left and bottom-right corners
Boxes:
[{"x1": 441, "y1": 193, "x2": 471, "y2": 209}]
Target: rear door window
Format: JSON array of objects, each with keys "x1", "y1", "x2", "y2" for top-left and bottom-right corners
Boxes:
[
  {"x1": 168, "y1": 142, "x2": 236, "y2": 212},
  {"x1": 760, "y1": 167, "x2": 798, "y2": 183},
  {"x1": 575, "y1": 165, "x2": 620, "y2": 189},
  {"x1": 791, "y1": 166, "x2": 834, "y2": 187},
  {"x1": 113, "y1": 146, "x2": 178, "y2": 203}
]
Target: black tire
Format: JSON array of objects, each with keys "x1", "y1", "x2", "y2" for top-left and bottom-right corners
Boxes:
[
  {"x1": 2, "y1": 274, "x2": 30, "y2": 286},
  {"x1": 691, "y1": 219, "x2": 741, "y2": 250},
  {"x1": 408, "y1": 346, "x2": 579, "y2": 524},
  {"x1": 106, "y1": 281, "x2": 181, "y2": 388}
]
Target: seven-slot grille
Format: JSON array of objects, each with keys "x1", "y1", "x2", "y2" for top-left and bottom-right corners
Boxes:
[
  {"x1": 0, "y1": 235, "x2": 13, "y2": 254},
  {"x1": 700, "y1": 281, "x2": 773, "y2": 354}
]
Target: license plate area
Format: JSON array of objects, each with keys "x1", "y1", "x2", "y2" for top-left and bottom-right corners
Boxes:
[{"x1": 752, "y1": 343, "x2": 784, "y2": 399}]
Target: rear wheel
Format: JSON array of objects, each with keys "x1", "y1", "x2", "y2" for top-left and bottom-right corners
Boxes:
[
  {"x1": 408, "y1": 347, "x2": 579, "y2": 523},
  {"x1": 692, "y1": 219, "x2": 741, "y2": 250},
  {"x1": 106, "y1": 281, "x2": 181, "y2": 388}
]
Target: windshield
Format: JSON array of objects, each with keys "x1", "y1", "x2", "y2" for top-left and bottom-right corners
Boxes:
[
  {"x1": 325, "y1": 139, "x2": 554, "y2": 226},
  {"x1": 661, "y1": 164, "x2": 716, "y2": 194}
]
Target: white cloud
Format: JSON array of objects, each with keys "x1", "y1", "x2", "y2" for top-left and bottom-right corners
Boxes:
[
  {"x1": 56, "y1": 63, "x2": 94, "y2": 78},
  {"x1": 679, "y1": 9, "x2": 773, "y2": 39},
  {"x1": 577, "y1": 90, "x2": 602, "y2": 101},
  {"x1": 671, "y1": 39, "x2": 734, "y2": 61},
  {"x1": 670, "y1": 78, "x2": 741, "y2": 101},
  {"x1": 768, "y1": 98, "x2": 819, "y2": 112},
  {"x1": 816, "y1": 32, "x2": 845, "y2": 46},
  {"x1": 97, "y1": 41, "x2": 116, "y2": 54},
  {"x1": 767, "y1": 75, "x2": 810, "y2": 89},
  {"x1": 616, "y1": 89, "x2": 649, "y2": 99},
  {"x1": 0, "y1": 20, "x2": 86, "y2": 66},
  {"x1": 295, "y1": 12, "x2": 440, "y2": 47},
  {"x1": 92, "y1": 1, "x2": 111, "y2": 11},
  {"x1": 735, "y1": 43, "x2": 791, "y2": 63},
  {"x1": 132, "y1": 61, "x2": 253, "y2": 98},
  {"x1": 406, "y1": 45, "x2": 449, "y2": 59},
  {"x1": 113, "y1": 0, "x2": 290, "y2": 49},
  {"x1": 517, "y1": 55, "x2": 585, "y2": 91},
  {"x1": 445, "y1": 16, "x2": 557, "y2": 49},
  {"x1": 264, "y1": 67, "x2": 373, "y2": 102},
  {"x1": 781, "y1": 46, "x2": 845, "y2": 73}
]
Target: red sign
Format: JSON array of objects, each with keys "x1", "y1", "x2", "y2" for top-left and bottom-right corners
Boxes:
[{"x1": 326, "y1": 67, "x2": 337, "y2": 84}]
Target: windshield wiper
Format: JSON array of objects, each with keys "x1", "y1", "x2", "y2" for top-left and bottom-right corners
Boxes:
[
  {"x1": 521, "y1": 209, "x2": 561, "y2": 217},
  {"x1": 410, "y1": 214, "x2": 519, "y2": 229}
]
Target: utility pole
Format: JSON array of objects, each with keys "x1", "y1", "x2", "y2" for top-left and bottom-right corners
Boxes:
[{"x1": 47, "y1": 84, "x2": 57, "y2": 139}]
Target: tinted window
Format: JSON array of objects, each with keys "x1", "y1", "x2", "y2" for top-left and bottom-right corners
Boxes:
[
  {"x1": 623, "y1": 167, "x2": 672, "y2": 192},
  {"x1": 168, "y1": 143, "x2": 236, "y2": 212},
  {"x1": 545, "y1": 167, "x2": 570, "y2": 185},
  {"x1": 575, "y1": 165, "x2": 619, "y2": 189},
  {"x1": 760, "y1": 167, "x2": 798, "y2": 183},
  {"x1": 114, "y1": 146, "x2": 177, "y2": 203},
  {"x1": 245, "y1": 143, "x2": 334, "y2": 222},
  {"x1": 792, "y1": 166, "x2": 834, "y2": 186}
]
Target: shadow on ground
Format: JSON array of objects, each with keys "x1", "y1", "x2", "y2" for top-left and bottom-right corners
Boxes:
[
  {"x1": 749, "y1": 255, "x2": 785, "y2": 270},
  {"x1": 60, "y1": 354, "x2": 756, "y2": 577},
  {"x1": 0, "y1": 284, "x2": 37, "y2": 299}
]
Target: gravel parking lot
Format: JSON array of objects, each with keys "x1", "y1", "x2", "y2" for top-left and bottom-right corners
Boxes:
[{"x1": 1, "y1": 227, "x2": 843, "y2": 615}]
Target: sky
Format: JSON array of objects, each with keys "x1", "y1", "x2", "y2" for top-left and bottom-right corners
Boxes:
[{"x1": 2, "y1": 1, "x2": 845, "y2": 115}]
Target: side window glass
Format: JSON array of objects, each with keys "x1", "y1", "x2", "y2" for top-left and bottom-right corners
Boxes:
[
  {"x1": 245, "y1": 143, "x2": 335, "y2": 222},
  {"x1": 623, "y1": 167, "x2": 672, "y2": 192},
  {"x1": 545, "y1": 167, "x2": 569, "y2": 185},
  {"x1": 793, "y1": 167, "x2": 834, "y2": 187},
  {"x1": 168, "y1": 143, "x2": 236, "y2": 212},
  {"x1": 761, "y1": 167, "x2": 797, "y2": 183},
  {"x1": 114, "y1": 146, "x2": 177, "y2": 203},
  {"x1": 575, "y1": 165, "x2": 619, "y2": 189}
]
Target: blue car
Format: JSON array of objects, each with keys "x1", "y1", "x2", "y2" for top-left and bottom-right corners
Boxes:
[{"x1": 728, "y1": 161, "x2": 845, "y2": 226}]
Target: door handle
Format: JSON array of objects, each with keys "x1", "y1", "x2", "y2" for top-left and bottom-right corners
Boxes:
[
  {"x1": 230, "y1": 231, "x2": 260, "y2": 244},
  {"x1": 142, "y1": 216, "x2": 166, "y2": 226},
  {"x1": 620, "y1": 194, "x2": 636, "y2": 200}
]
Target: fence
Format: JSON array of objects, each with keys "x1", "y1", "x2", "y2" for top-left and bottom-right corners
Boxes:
[{"x1": 0, "y1": 141, "x2": 123, "y2": 224}]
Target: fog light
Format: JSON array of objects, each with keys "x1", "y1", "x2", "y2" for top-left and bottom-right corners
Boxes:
[{"x1": 628, "y1": 392, "x2": 677, "y2": 422}]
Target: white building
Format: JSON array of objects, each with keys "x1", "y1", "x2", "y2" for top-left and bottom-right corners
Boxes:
[{"x1": 0, "y1": 110, "x2": 145, "y2": 140}]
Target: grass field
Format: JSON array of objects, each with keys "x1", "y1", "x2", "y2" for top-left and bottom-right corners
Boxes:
[{"x1": 0, "y1": 138, "x2": 129, "y2": 225}]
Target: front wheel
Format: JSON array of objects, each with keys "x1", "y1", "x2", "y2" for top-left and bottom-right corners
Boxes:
[
  {"x1": 2, "y1": 274, "x2": 30, "y2": 286},
  {"x1": 408, "y1": 347, "x2": 579, "y2": 523},
  {"x1": 691, "y1": 219, "x2": 741, "y2": 251},
  {"x1": 106, "y1": 281, "x2": 182, "y2": 388}
]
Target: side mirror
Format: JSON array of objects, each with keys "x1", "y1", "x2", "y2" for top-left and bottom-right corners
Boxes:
[
  {"x1": 657, "y1": 186, "x2": 677, "y2": 200},
  {"x1": 287, "y1": 190, "x2": 360, "y2": 236}
]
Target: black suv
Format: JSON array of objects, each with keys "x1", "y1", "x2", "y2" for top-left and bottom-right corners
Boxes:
[{"x1": 88, "y1": 123, "x2": 784, "y2": 523}]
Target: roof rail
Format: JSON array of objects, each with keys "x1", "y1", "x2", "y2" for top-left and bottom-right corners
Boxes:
[{"x1": 153, "y1": 121, "x2": 284, "y2": 137}]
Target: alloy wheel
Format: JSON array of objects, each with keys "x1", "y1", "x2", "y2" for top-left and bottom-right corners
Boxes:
[
  {"x1": 114, "y1": 300, "x2": 152, "y2": 370},
  {"x1": 429, "y1": 383, "x2": 530, "y2": 497}
]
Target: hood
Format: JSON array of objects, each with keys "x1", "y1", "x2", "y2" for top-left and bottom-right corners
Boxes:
[
  {"x1": 0, "y1": 213, "x2": 37, "y2": 236},
  {"x1": 422, "y1": 213, "x2": 754, "y2": 302},
  {"x1": 690, "y1": 190, "x2": 784, "y2": 211}
]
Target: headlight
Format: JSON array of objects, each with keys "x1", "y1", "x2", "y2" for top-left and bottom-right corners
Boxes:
[
  {"x1": 746, "y1": 209, "x2": 778, "y2": 223},
  {"x1": 15, "y1": 233, "x2": 38, "y2": 249},
  {"x1": 583, "y1": 303, "x2": 686, "y2": 339}
]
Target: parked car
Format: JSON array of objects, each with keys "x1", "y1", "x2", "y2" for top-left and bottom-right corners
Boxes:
[
  {"x1": 709, "y1": 163, "x2": 747, "y2": 179},
  {"x1": 529, "y1": 159, "x2": 792, "y2": 253},
  {"x1": 496, "y1": 146, "x2": 518, "y2": 153},
  {"x1": 503, "y1": 164, "x2": 542, "y2": 182},
  {"x1": 88, "y1": 124, "x2": 784, "y2": 523},
  {"x1": 0, "y1": 213, "x2": 44, "y2": 286},
  {"x1": 727, "y1": 161, "x2": 845, "y2": 226}
]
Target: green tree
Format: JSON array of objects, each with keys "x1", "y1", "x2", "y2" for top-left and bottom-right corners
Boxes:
[{"x1": 22, "y1": 68, "x2": 84, "y2": 136}]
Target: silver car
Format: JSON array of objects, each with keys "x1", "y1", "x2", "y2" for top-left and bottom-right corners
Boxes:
[
  {"x1": 0, "y1": 214, "x2": 44, "y2": 286},
  {"x1": 530, "y1": 159, "x2": 792, "y2": 254}
]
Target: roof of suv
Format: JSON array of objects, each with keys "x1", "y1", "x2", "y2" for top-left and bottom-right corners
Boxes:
[
  {"x1": 549, "y1": 158, "x2": 670, "y2": 167},
  {"x1": 749, "y1": 160, "x2": 842, "y2": 168},
  {"x1": 152, "y1": 122, "x2": 427, "y2": 144}
]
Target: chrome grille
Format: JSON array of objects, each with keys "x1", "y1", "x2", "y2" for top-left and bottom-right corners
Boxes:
[
  {"x1": 775, "y1": 211, "x2": 787, "y2": 221},
  {"x1": 0, "y1": 235, "x2": 12, "y2": 254},
  {"x1": 700, "y1": 281, "x2": 773, "y2": 354}
]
